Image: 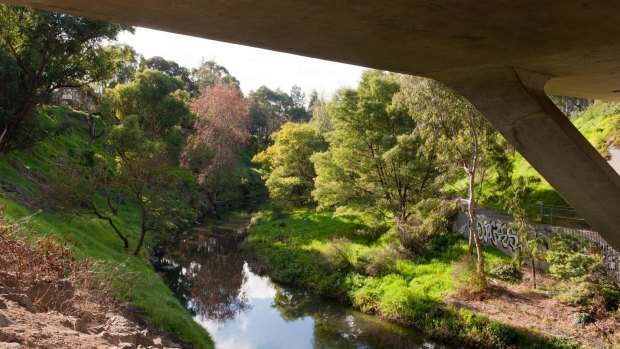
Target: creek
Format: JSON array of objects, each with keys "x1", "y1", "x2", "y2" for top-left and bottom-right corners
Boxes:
[{"x1": 153, "y1": 214, "x2": 449, "y2": 349}]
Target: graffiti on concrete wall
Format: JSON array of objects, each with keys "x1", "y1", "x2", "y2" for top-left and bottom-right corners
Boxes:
[{"x1": 476, "y1": 219, "x2": 522, "y2": 252}]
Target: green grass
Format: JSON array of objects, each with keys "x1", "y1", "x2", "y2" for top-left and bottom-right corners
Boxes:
[
  {"x1": 451, "y1": 101, "x2": 620, "y2": 212},
  {"x1": 245, "y1": 208, "x2": 581, "y2": 348},
  {"x1": 0, "y1": 106, "x2": 214, "y2": 349}
]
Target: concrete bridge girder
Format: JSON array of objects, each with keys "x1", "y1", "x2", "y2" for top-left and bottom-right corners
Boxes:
[
  {"x1": 447, "y1": 68, "x2": 620, "y2": 249},
  {"x1": 1, "y1": 0, "x2": 619, "y2": 248}
]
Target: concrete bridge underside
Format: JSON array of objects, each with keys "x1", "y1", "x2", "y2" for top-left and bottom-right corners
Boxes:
[{"x1": 3, "y1": 0, "x2": 620, "y2": 249}]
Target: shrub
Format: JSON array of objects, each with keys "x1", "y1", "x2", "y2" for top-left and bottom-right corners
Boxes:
[
  {"x1": 547, "y1": 336, "x2": 583, "y2": 349},
  {"x1": 397, "y1": 199, "x2": 459, "y2": 255},
  {"x1": 453, "y1": 255, "x2": 487, "y2": 300},
  {"x1": 488, "y1": 260, "x2": 522, "y2": 283},
  {"x1": 322, "y1": 236, "x2": 355, "y2": 272},
  {"x1": 484, "y1": 321, "x2": 520, "y2": 346},
  {"x1": 364, "y1": 244, "x2": 405, "y2": 276},
  {"x1": 572, "y1": 311, "x2": 595, "y2": 328},
  {"x1": 555, "y1": 280, "x2": 597, "y2": 306},
  {"x1": 601, "y1": 285, "x2": 620, "y2": 311},
  {"x1": 547, "y1": 233, "x2": 601, "y2": 280}
]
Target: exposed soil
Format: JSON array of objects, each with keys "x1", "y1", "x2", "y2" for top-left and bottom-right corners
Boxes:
[
  {"x1": 0, "y1": 216, "x2": 188, "y2": 349},
  {"x1": 447, "y1": 270, "x2": 620, "y2": 349}
]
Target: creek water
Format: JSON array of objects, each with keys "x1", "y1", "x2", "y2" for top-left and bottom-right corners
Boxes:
[{"x1": 153, "y1": 215, "x2": 449, "y2": 349}]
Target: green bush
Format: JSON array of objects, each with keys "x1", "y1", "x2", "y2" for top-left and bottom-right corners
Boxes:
[
  {"x1": 555, "y1": 280, "x2": 597, "y2": 306},
  {"x1": 601, "y1": 285, "x2": 620, "y2": 311},
  {"x1": 572, "y1": 311, "x2": 594, "y2": 328},
  {"x1": 546, "y1": 233, "x2": 601, "y2": 280},
  {"x1": 484, "y1": 321, "x2": 520, "y2": 346},
  {"x1": 488, "y1": 260, "x2": 522, "y2": 283},
  {"x1": 321, "y1": 236, "x2": 355, "y2": 272},
  {"x1": 452, "y1": 255, "x2": 487, "y2": 299},
  {"x1": 397, "y1": 199, "x2": 459, "y2": 255},
  {"x1": 364, "y1": 244, "x2": 404, "y2": 276},
  {"x1": 549, "y1": 337, "x2": 582, "y2": 349}
]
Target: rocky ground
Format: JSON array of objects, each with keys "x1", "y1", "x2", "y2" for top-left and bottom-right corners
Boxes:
[{"x1": 0, "y1": 215, "x2": 189, "y2": 349}]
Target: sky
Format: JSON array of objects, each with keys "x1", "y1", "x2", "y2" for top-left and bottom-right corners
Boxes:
[{"x1": 118, "y1": 27, "x2": 367, "y2": 99}]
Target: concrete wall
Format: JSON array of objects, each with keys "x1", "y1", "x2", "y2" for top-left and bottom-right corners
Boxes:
[{"x1": 454, "y1": 210, "x2": 620, "y2": 274}]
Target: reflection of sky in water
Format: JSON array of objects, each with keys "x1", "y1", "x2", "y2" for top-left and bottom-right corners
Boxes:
[{"x1": 196, "y1": 263, "x2": 313, "y2": 349}]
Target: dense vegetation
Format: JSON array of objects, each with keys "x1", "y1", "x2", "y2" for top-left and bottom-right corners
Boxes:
[
  {"x1": 0, "y1": 4, "x2": 311, "y2": 348},
  {"x1": 246, "y1": 71, "x2": 620, "y2": 347},
  {"x1": 1, "y1": 3, "x2": 619, "y2": 349}
]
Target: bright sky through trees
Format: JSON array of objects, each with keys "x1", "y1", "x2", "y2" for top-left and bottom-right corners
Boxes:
[{"x1": 118, "y1": 27, "x2": 366, "y2": 98}]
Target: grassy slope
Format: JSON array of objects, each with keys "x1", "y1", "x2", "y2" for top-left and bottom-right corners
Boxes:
[
  {"x1": 457, "y1": 101, "x2": 620, "y2": 211},
  {"x1": 246, "y1": 209, "x2": 580, "y2": 348},
  {"x1": 0, "y1": 106, "x2": 213, "y2": 349}
]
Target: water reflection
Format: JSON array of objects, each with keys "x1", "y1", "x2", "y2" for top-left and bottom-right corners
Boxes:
[{"x1": 155, "y1": 220, "x2": 449, "y2": 349}]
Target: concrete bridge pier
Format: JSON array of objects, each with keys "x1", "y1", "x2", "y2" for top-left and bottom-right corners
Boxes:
[{"x1": 446, "y1": 67, "x2": 620, "y2": 250}]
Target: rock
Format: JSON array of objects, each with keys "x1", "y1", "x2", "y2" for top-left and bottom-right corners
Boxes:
[
  {"x1": 60, "y1": 316, "x2": 88, "y2": 333},
  {"x1": 3, "y1": 293, "x2": 37, "y2": 312},
  {"x1": 135, "y1": 330, "x2": 155, "y2": 347},
  {"x1": 98, "y1": 330, "x2": 112, "y2": 341},
  {"x1": 118, "y1": 343, "x2": 134, "y2": 349},
  {"x1": 161, "y1": 337, "x2": 183, "y2": 349},
  {"x1": 0, "y1": 312, "x2": 12, "y2": 327},
  {"x1": 152, "y1": 337, "x2": 164, "y2": 349},
  {"x1": 0, "y1": 298, "x2": 6, "y2": 309}
]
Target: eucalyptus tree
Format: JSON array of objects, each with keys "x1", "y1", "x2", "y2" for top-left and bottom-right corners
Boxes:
[
  {"x1": 106, "y1": 69, "x2": 196, "y2": 255},
  {"x1": 248, "y1": 86, "x2": 298, "y2": 149},
  {"x1": 192, "y1": 59, "x2": 241, "y2": 93},
  {"x1": 0, "y1": 4, "x2": 130, "y2": 151},
  {"x1": 312, "y1": 70, "x2": 442, "y2": 222},
  {"x1": 399, "y1": 75, "x2": 501, "y2": 272}
]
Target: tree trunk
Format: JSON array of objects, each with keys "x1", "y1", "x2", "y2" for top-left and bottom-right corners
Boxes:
[
  {"x1": 0, "y1": 87, "x2": 40, "y2": 153},
  {"x1": 467, "y1": 167, "x2": 485, "y2": 273},
  {"x1": 532, "y1": 260, "x2": 537, "y2": 289},
  {"x1": 90, "y1": 203, "x2": 129, "y2": 250},
  {"x1": 133, "y1": 198, "x2": 147, "y2": 255},
  {"x1": 0, "y1": 124, "x2": 7, "y2": 150}
]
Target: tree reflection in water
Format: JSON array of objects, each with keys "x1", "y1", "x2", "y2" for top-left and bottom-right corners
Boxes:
[
  {"x1": 156, "y1": 219, "x2": 448, "y2": 349},
  {"x1": 158, "y1": 225, "x2": 250, "y2": 323},
  {"x1": 272, "y1": 287, "x2": 442, "y2": 349}
]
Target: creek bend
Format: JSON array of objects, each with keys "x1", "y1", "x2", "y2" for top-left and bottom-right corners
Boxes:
[{"x1": 153, "y1": 215, "x2": 449, "y2": 349}]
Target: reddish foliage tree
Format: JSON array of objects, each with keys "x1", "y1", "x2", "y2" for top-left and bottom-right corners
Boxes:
[{"x1": 183, "y1": 83, "x2": 250, "y2": 210}]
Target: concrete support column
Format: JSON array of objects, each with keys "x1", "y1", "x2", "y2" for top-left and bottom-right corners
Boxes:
[{"x1": 446, "y1": 67, "x2": 620, "y2": 250}]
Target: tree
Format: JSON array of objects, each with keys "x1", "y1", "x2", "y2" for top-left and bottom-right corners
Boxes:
[
  {"x1": 46, "y1": 149, "x2": 130, "y2": 249},
  {"x1": 144, "y1": 56, "x2": 195, "y2": 94},
  {"x1": 0, "y1": 4, "x2": 130, "y2": 151},
  {"x1": 401, "y1": 75, "x2": 500, "y2": 273},
  {"x1": 111, "y1": 116, "x2": 197, "y2": 255},
  {"x1": 106, "y1": 70, "x2": 196, "y2": 255},
  {"x1": 505, "y1": 177, "x2": 547, "y2": 288},
  {"x1": 289, "y1": 85, "x2": 310, "y2": 122},
  {"x1": 191, "y1": 59, "x2": 240, "y2": 93},
  {"x1": 106, "y1": 69, "x2": 192, "y2": 161},
  {"x1": 312, "y1": 70, "x2": 442, "y2": 222},
  {"x1": 253, "y1": 122, "x2": 327, "y2": 209},
  {"x1": 101, "y1": 44, "x2": 143, "y2": 89},
  {"x1": 182, "y1": 82, "x2": 250, "y2": 215},
  {"x1": 248, "y1": 86, "x2": 296, "y2": 148}
]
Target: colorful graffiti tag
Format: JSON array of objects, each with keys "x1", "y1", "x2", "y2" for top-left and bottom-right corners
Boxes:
[{"x1": 476, "y1": 219, "x2": 522, "y2": 252}]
